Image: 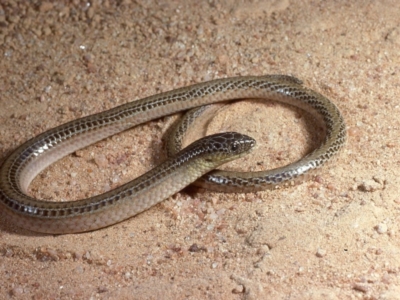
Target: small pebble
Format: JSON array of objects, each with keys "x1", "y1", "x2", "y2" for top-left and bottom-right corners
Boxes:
[
  {"x1": 209, "y1": 213, "x2": 218, "y2": 220},
  {"x1": 232, "y1": 284, "x2": 244, "y2": 294},
  {"x1": 316, "y1": 248, "x2": 327, "y2": 258},
  {"x1": 357, "y1": 178, "x2": 383, "y2": 192},
  {"x1": 375, "y1": 223, "x2": 387, "y2": 234},
  {"x1": 9, "y1": 286, "x2": 24, "y2": 297},
  {"x1": 39, "y1": 2, "x2": 53, "y2": 12},
  {"x1": 94, "y1": 154, "x2": 108, "y2": 168},
  {"x1": 353, "y1": 283, "x2": 369, "y2": 293},
  {"x1": 73, "y1": 250, "x2": 83, "y2": 260}
]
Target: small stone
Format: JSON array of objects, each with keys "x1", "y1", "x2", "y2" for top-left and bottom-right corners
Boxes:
[
  {"x1": 4, "y1": 248, "x2": 14, "y2": 257},
  {"x1": 97, "y1": 286, "x2": 108, "y2": 293},
  {"x1": 353, "y1": 283, "x2": 369, "y2": 293},
  {"x1": 218, "y1": 54, "x2": 228, "y2": 65},
  {"x1": 73, "y1": 250, "x2": 83, "y2": 260},
  {"x1": 232, "y1": 284, "x2": 244, "y2": 294},
  {"x1": 9, "y1": 286, "x2": 24, "y2": 296},
  {"x1": 87, "y1": 7, "x2": 95, "y2": 19},
  {"x1": 188, "y1": 243, "x2": 200, "y2": 252},
  {"x1": 375, "y1": 223, "x2": 387, "y2": 234},
  {"x1": 94, "y1": 154, "x2": 108, "y2": 168},
  {"x1": 316, "y1": 248, "x2": 327, "y2": 258},
  {"x1": 43, "y1": 26, "x2": 52, "y2": 36},
  {"x1": 357, "y1": 178, "x2": 384, "y2": 192},
  {"x1": 39, "y1": 2, "x2": 53, "y2": 12}
]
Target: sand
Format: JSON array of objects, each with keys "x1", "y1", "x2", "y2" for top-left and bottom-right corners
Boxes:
[{"x1": 1, "y1": 0, "x2": 400, "y2": 299}]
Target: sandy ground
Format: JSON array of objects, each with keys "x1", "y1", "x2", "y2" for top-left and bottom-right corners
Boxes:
[{"x1": 1, "y1": 0, "x2": 400, "y2": 299}]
